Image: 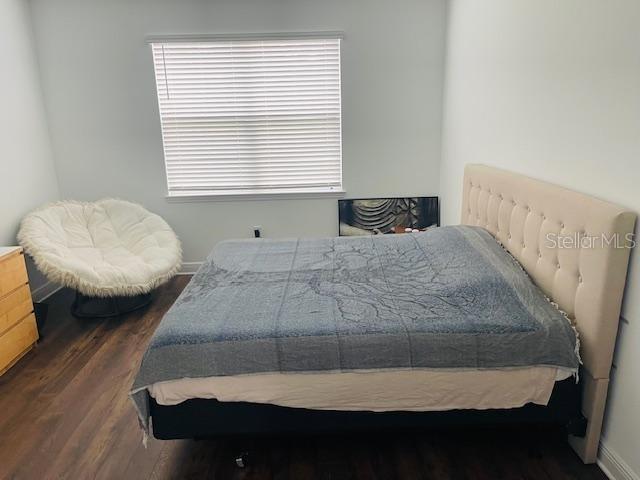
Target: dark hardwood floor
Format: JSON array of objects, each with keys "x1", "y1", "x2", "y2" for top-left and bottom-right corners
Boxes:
[{"x1": 0, "y1": 276, "x2": 607, "y2": 480}]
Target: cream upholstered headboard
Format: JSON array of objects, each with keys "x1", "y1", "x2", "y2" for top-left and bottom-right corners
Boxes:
[{"x1": 461, "y1": 164, "x2": 636, "y2": 463}]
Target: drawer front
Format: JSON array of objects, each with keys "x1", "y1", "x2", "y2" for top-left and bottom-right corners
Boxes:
[
  {"x1": 0, "y1": 252, "x2": 28, "y2": 298},
  {"x1": 0, "y1": 314, "x2": 38, "y2": 375},
  {"x1": 0, "y1": 284, "x2": 33, "y2": 336}
]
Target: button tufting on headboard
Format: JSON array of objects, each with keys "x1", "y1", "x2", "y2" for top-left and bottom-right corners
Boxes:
[{"x1": 461, "y1": 164, "x2": 636, "y2": 383}]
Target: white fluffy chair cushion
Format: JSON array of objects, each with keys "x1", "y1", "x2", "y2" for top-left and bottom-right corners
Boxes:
[{"x1": 18, "y1": 199, "x2": 182, "y2": 297}]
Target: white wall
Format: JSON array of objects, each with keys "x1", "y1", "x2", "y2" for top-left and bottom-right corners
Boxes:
[
  {"x1": 440, "y1": 0, "x2": 640, "y2": 475},
  {"x1": 0, "y1": 0, "x2": 59, "y2": 291},
  {"x1": 28, "y1": 0, "x2": 446, "y2": 263}
]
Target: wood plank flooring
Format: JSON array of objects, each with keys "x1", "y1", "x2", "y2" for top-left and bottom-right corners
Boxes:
[{"x1": 0, "y1": 276, "x2": 607, "y2": 479}]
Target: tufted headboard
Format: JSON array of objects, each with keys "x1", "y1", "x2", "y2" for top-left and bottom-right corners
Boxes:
[{"x1": 461, "y1": 164, "x2": 636, "y2": 463}]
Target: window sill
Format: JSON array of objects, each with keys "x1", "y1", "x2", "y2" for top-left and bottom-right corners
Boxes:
[{"x1": 165, "y1": 189, "x2": 346, "y2": 203}]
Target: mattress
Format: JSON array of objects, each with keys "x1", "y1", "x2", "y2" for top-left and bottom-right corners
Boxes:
[{"x1": 149, "y1": 367, "x2": 574, "y2": 412}]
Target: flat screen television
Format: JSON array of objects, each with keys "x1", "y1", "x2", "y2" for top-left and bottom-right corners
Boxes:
[{"x1": 338, "y1": 196, "x2": 439, "y2": 236}]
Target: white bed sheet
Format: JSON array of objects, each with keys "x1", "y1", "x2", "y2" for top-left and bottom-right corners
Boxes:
[{"x1": 149, "y1": 367, "x2": 573, "y2": 412}]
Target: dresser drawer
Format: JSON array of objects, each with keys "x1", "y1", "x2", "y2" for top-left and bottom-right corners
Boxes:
[
  {"x1": 0, "y1": 252, "x2": 28, "y2": 298},
  {"x1": 0, "y1": 314, "x2": 38, "y2": 375},
  {"x1": 0, "y1": 284, "x2": 33, "y2": 336}
]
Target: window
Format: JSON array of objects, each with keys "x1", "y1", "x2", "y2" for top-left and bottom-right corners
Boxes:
[{"x1": 151, "y1": 36, "x2": 343, "y2": 198}]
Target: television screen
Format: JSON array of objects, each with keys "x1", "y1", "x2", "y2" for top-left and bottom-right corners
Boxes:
[{"x1": 338, "y1": 197, "x2": 439, "y2": 236}]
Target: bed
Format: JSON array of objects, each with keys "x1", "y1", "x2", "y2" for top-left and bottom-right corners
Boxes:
[{"x1": 131, "y1": 164, "x2": 635, "y2": 464}]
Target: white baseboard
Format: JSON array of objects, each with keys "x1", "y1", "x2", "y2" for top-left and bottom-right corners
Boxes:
[
  {"x1": 599, "y1": 442, "x2": 639, "y2": 480},
  {"x1": 178, "y1": 262, "x2": 202, "y2": 275},
  {"x1": 30, "y1": 281, "x2": 62, "y2": 302}
]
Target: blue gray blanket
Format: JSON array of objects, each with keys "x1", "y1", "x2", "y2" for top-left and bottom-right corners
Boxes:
[{"x1": 131, "y1": 226, "x2": 579, "y2": 432}]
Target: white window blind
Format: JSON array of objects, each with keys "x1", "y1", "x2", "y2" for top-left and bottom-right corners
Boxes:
[{"x1": 151, "y1": 37, "x2": 343, "y2": 197}]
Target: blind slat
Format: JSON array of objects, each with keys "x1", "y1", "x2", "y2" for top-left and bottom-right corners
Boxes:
[
  {"x1": 165, "y1": 153, "x2": 341, "y2": 161},
  {"x1": 162, "y1": 132, "x2": 340, "y2": 140},
  {"x1": 152, "y1": 37, "x2": 342, "y2": 195}
]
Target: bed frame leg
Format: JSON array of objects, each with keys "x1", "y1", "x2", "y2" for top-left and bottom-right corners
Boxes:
[{"x1": 234, "y1": 451, "x2": 250, "y2": 468}]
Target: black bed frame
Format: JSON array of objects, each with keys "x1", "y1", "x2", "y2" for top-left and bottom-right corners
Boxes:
[{"x1": 150, "y1": 377, "x2": 587, "y2": 441}]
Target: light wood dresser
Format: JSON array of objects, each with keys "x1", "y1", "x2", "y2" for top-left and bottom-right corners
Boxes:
[{"x1": 0, "y1": 247, "x2": 38, "y2": 376}]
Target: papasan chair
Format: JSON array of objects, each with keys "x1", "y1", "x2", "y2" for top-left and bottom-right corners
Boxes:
[{"x1": 18, "y1": 199, "x2": 182, "y2": 318}]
